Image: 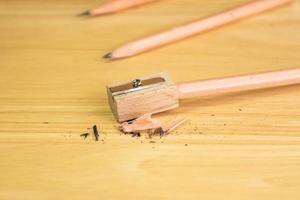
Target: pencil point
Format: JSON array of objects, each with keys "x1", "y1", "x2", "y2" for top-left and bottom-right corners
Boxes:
[
  {"x1": 78, "y1": 10, "x2": 90, "y2": 16},
  {"x1": 103, "y1": 52, "x2": 113, "y2": 59}
]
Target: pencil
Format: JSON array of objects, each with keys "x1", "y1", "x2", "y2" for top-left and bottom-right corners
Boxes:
[
  {"x1": 80, "y1": 0, "x2": 160, "y2": 16},
  {"x1": 103, "y1": 0, "x2": 292, "y2": 60}
]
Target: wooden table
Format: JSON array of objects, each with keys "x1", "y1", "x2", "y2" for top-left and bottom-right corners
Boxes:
[{"x1": 1, "y1": 0, "x2": 300, "y2": 199}]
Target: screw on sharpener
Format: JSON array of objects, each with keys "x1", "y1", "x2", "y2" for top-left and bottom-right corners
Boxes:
[{"x1": 132, "y1": 79, "x2": 142, "y2": 88}]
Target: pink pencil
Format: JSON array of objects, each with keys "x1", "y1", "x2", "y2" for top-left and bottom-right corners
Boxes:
[
  {"x1": 104, "y1": 0, "x2": 292, "y2": 60},
  {"x1": 80, "y1": 0, "x2": 160, "y2": 16}
]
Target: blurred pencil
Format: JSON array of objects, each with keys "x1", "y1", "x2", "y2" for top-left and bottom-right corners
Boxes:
[
  {"x1": 103, "y1": 0, "x2": 292, "y2": 60},
  {"x1": 80, "y1": 0, "x2": 160, "y2": 16}
]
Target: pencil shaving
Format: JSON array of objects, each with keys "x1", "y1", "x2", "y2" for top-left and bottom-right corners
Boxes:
[
  {"x1": 163, "y1": 117, "x2": 187, "y2": 135},
  {"x1": 119, "y1": 113, "x2": 161, "y2": 133},
  {"x1": 119, "y1": 113, "x2": 186, "y2": 136}
]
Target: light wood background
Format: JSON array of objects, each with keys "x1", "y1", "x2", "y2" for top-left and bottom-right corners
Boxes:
[{"x1": 0, "y1": 0, "x2": 300, "y2": 199}]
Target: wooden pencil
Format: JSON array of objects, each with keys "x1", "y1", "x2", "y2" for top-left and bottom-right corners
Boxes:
[
  {"x1": 80, "y1": 0, "x2": 160, "y2": 16},
  {"x1": 176, "y1": 68, "x2": 300, "y2": 99},
  {"x1": 104, "y1": 0, "x2": 292, "y2": 60}
]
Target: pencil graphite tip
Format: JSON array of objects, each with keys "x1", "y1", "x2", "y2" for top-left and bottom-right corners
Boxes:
[
  {"x1": 78, "y1": 10, "x2": 90, "y2": 16},
  {"x1": 103, "y1": 52, "x2": 113, "y2": 60}
]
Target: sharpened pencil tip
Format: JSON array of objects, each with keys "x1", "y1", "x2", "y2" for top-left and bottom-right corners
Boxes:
[
  {"x1": 103, "y1": 52, "x2": 112, "y2": 59},
  {"x1": 78, "y1": 10, "x2": 90, "y2": 16}
]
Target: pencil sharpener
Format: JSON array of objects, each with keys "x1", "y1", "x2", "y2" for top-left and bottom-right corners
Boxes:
[{"x1": 106, "y1": 72, "x2": 179, "y2": 122}]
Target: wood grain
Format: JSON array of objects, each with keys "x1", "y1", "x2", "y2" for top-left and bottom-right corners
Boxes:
[{"x1": 0, "y1": 0, "x2": 299, "y2": 199}]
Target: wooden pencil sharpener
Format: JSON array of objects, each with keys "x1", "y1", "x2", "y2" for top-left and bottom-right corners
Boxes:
[{"x1": 106, "y1": 72, "x2": 179, "y2": 122}]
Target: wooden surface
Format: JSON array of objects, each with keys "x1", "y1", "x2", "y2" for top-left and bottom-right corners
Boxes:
[{"x1": 0, "y1": 0, "x2": 300, "y2": 199}]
